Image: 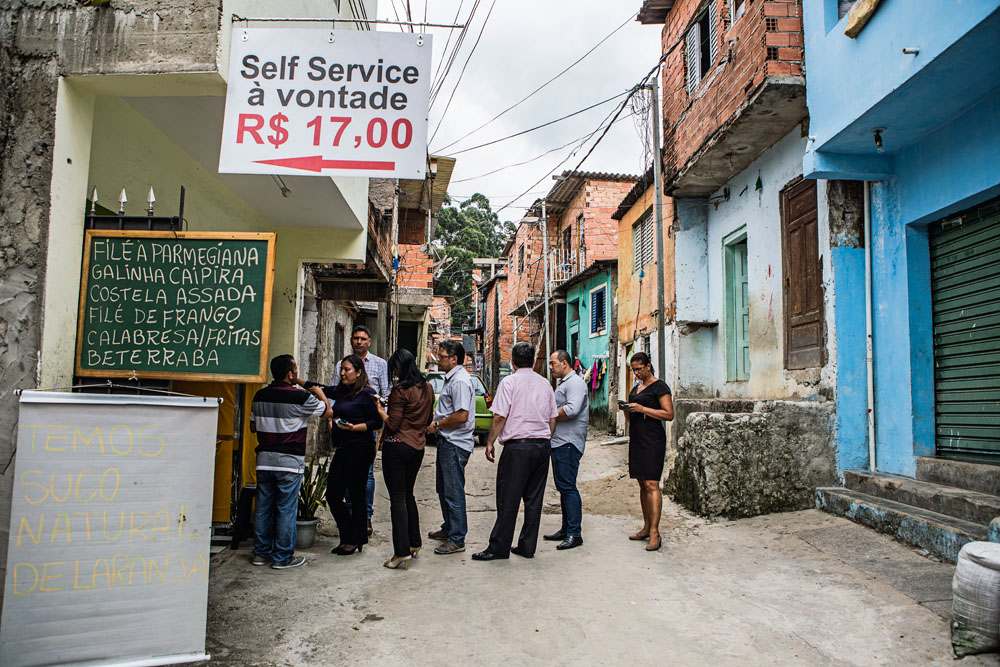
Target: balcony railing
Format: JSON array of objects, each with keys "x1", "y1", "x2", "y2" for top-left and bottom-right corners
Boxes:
[{"x1": 548, "y1": 246, "x2": 586, "y2": 285}]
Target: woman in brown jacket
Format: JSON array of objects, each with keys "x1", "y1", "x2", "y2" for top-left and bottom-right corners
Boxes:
[{"x1": 374, "y1": 348, "x2": 435, "y2": 569}]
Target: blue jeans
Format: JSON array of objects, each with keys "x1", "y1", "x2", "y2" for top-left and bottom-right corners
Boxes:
[
  {"x1": 436, "y1": 436, "x2": 471, "y2": 546},
  {"x1": 345, "y1": 464, "x2": 375, "y2": 520},
  {"x1": 551, "y1": 444, "x2": 583, "y2": 537},
  {"x1": 253, "y1": 469, "x2": 302, "y2": 564}
]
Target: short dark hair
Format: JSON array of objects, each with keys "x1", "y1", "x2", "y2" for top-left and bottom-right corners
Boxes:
[
  {"x1": 270, "y1": 354, "x2": 295, "y2": 380},
  {"x1": 552, "y1": 349, "x2": 572, "y2": 365},
  {"x1": 351, "y1": 325, "x2": 372, "y2": 339},
  {"x1": 438, "y1": 339, "x2": 465, "y2": 365},
  {"x1": 511, "y1": 342, "x2": 535, "y2": 369},
  {"x1": 630, "y1": 351, "x2": 652, "y2": 368},
  {"x1": 387, "y1": 348, "x2": 425, "y2": 389}
]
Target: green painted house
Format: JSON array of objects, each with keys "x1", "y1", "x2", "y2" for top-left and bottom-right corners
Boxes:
[{"x1": 553, "y1": 259, "x2": 619, "y2": 432}]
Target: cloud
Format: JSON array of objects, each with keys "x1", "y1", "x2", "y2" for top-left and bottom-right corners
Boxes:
[{"x1": 401, "y1": 0, "x2": 662, "y2": 219}]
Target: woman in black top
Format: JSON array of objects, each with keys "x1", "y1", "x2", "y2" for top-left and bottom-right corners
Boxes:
[
  {"x1": 326, "y1": 354, "x2": 383, "y2": 555},
  {"x1": 619, "y1": 351, "x2": 673, "y2": 551}
]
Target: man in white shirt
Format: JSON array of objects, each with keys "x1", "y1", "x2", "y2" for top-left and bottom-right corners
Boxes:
[{"x1": 544, "y1": 350, "x2": 589, "y2": 550}]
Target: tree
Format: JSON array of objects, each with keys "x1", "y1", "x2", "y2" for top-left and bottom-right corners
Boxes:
[{"x1": 433, "y1": 194, "x2": 515, "y2": 331}]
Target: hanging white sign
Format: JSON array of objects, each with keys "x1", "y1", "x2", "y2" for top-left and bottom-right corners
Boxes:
[
  {"x1": 219, "y1": 28, "x2": 432, "y2": 179},
  {"x1": 0, "y1": 392, "x2": 219, "y2": 667}
]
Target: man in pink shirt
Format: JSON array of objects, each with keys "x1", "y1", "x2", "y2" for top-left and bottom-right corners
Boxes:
[{"x1": 473, "y1": 342, "x2": 558, "y2": 561}]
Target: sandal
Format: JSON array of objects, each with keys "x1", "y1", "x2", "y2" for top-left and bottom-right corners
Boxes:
[
  {"x1": 645, "y1": 538, "x2": 662, "y2": 552},
  {"x1": 629, "y1": 532, "x2": 650, "y2": 541}
]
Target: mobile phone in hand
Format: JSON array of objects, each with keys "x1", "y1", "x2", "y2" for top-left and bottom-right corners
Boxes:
[{"x1": 336, "y1": 418, "x2": 350, "y2": 427}]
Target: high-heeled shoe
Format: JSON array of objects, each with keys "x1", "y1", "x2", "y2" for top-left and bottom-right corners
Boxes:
[
  {"x1": 410, "y1": 546, "x2": 421, "y2": 559},
  {"x1": 383, "y1": 555, "x2": 411, "y2": 570},
  {"x1": 645, "y1": 538, "x2": 662, "y2": 552},
  {"x1": 332, "y1": 544, "x2": 363, "y2": 555}
]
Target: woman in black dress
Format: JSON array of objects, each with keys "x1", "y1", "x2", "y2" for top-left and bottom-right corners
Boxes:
[
  {"x1": 619, "y1": 351, "x2": 673, "y2": 551},
  {"x1": 326, "y1": 354, "x2": 383, "y2": 555}
]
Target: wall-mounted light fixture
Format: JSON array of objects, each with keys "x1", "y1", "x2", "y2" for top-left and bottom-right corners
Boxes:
[
  {"x1": 271, "y1": 174, "x2": 291, "y2": 198},
  {"x1": 872, "y1": 128, "x2": 885, "y2": 154}
]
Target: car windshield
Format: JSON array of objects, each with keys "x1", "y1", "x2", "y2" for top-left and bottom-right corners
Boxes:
[{"x1": 427, "y1": 372, "x2": 486, "y2": 396}]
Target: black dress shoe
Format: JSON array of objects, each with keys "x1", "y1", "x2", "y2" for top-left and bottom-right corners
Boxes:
[
  {"x1": 472, "y1": 550, "x2": 507, "y2": 561},
  {"x1": 510, "y1": 545, "x2": 534, "y2": 559},
  {"x1": 542, "y1": 530, "x2": 567, "y2": 542},
  {"x1": 556, "y1": 536, "x2": 583, "y2": 550}
]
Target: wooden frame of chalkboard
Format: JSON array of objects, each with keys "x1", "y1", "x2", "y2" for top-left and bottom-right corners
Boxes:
[{"x1": 75, "y1": 230, "x2": 277, "y2": 382}]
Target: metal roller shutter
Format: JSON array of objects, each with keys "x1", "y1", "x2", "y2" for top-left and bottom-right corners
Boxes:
[{"x1": 930, "y1": 196, "x2": 1000, "y2": 456}]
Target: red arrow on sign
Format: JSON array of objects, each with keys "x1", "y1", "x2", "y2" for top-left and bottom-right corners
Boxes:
[{"x1": 254, "y1": 156, "x2": 396, "y2": 172}]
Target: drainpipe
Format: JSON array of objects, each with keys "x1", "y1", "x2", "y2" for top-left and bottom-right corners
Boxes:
[{"x1": 864, "y1": 181, "x2": 876, "y2": 472}]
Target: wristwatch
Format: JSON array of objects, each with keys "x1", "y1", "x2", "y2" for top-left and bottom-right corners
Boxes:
[{"x1": 434, "y1": 420, "x2": 441, "y2": 431}]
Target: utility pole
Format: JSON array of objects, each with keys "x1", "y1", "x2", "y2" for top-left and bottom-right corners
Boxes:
[
  {"x1": 541, "y1": 200, "x2": 552, "y2": 381},
  {"x1": 650, "y1": 75, "x2": 667, "y2": 380}
]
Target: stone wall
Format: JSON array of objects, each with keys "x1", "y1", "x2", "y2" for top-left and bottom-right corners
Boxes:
[{"x1": 665, "y1": 400, "x2": 836, "y2": 518}]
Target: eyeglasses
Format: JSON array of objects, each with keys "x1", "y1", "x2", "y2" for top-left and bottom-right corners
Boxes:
[{"x1": 630, "y1": 366, "x2": 647, "y2": 373}]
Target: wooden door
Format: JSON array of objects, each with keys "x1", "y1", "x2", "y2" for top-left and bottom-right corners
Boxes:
[{"x1": 781, "y1": 178, "x2": 824, "y2": 369}]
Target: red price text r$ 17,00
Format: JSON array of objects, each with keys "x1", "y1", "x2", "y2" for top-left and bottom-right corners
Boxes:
[{"x1": 236, "y1": 113, "x2": 413, "y2": 150}]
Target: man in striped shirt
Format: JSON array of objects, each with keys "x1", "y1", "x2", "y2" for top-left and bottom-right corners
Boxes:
[{"x1": 250, "y1": 354, "x2": 332, "y2": 569}]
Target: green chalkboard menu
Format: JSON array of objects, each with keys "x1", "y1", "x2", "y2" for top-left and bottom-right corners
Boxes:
[{"x1": 75, "y1": 230, "x2": 276, "y2": 382}]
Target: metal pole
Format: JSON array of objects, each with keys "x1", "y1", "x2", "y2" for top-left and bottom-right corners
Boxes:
[
  {"x1": 650, "y1": 76, "x2": 667, "y2": 380},
  {"x1": 541, "y1": 200, "x2": 552, "y2": 380}
]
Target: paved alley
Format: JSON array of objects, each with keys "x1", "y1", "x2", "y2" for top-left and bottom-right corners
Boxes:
[{"x1": 202, "y1": 434, "x2": 993, "y2": 666}]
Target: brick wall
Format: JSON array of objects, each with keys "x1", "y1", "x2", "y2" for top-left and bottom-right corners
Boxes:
[
  {"x1": 398, "y1": 207, "x2": 426, "y2": 246},
  {"x1": 659, "y1": 0, "x2": 804, "y2": 181},
  {"x1": 503, "y1": 221, "x2": 546, "y2": 313},
  {"x1": 397, "y1": 243, "x2": 433, "y2": 289},
  {"x1": 550, "y1": 179, "x2": 636, "y2": 265}
]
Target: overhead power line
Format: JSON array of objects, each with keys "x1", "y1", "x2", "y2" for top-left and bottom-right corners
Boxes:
[
  {"x1": 450, "y1": 114, "x2": 634, "y2": 184},
  {"x1": 442, "y1": 89, "x2": 631, "y2": 157},
  {"x1": 429, "y1": 0, "x2": 499, "y2": 145},
  {"x1": 433, "y1": 10, "x2": 638, "y2": 154}
]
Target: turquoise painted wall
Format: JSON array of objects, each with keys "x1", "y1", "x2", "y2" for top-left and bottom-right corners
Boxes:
[{"x1": 564, "y1": 270, "x2": 613, "y2": 429}]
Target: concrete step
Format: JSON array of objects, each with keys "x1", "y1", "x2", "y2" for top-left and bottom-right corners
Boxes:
[
  {"x1": 845, "y1": 470, "x2": 1000, "y2": 527},
  {"x1": 916, "y1": 456, "x2": 1000, "y2": 496},
  {"x1": 815, "y1": 487, "x2": 987, "y2": 563}
]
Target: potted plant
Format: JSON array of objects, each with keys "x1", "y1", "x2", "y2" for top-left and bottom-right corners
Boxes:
[{"x1": 296, "y1": 454, "x2": 328, "y2": 549}]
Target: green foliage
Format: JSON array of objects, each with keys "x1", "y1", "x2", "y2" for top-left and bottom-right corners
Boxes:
[
  {"x1": 298, "y1": 454, "x2": 328, "y2": 520},
  {"x1": 434, "y1": 194, "x2": 516, "y2": 330}
]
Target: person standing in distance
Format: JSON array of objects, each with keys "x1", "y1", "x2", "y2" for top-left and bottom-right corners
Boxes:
[
  {"x1": 425, "y1": 339, "x2": 476, "y2": 555},
  {"x1": 473, "y1": 342, "x2": 558, "y2": 561},
  {"x1": 250, "y1": 355, "x2": 332, "y2": 569},
  {"x1": 619, "y1": 351, "x2": 673, "y2": 551},
  {"x1": 332, "y1": 325, "x2": 388, "y2": 537},
  {"x1": 543, "y1": 350, "x2": 589, "y2": 550}
]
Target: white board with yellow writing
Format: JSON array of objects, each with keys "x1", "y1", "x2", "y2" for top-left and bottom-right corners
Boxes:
[{"x1": 1, "y1": 391, "x2": 219, "y2": 667}]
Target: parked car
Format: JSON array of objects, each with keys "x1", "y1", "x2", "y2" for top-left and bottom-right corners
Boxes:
[{"x1": 426, "y1": 371, "x2": 492, "y2": 447}]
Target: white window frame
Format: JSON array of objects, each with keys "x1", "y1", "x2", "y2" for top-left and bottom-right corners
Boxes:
[
  {"x1": 731, "y1": 0, "x2": 746, "y2": 24},
  {"x1": 632, "y1": 208, "x2": 655, "y2": 273},
  {"x1": 589, "y1": 283, "x2": 608, "y2": 337},
  {"x1": 685, "y1": 0, "x2": 719, "y2": 95}
]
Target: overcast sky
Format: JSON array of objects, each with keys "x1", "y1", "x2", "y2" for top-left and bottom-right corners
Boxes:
[{"x1": 380, "y1": 1, "x2": 663, "y2": 221}]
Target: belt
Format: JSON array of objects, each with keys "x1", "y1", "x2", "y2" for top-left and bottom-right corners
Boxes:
[{"x1": 503, "y1": 438, "x2": 549, "y2": 445}]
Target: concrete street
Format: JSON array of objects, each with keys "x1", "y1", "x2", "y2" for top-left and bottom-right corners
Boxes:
[{"x1": 203, "y1": 433, "x2": 999, "y2": 666}]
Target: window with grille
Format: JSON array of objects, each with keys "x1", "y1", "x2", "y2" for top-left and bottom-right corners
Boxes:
[
  {"x1": 632, "y1": 208, "x2": 655, "y2": 273},
  {"x1": 518, "y1": 244, "x2": 525, "y2": 273},
  {"x1": 685, "y1": 1, "x2": 719, "y2": 94},
  {"x1": 590, "y1": 284, "x2": 607, "y2": 336}
]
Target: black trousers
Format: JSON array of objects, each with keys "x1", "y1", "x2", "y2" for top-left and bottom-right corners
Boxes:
[
  {"x1": 487, "y1": 438, "x2": 550, "y2": 557},
  {"x1": 381, "y1": 439, "x2": 425, "y2": 557},
  {"x1": 327, "y1": 443, "x2": 376, "y2": 545}
]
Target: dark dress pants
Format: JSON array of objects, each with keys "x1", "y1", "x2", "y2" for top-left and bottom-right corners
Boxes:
[
  {"x1": 487, "y1": 438, "x2": 550, "y2": 557},
  {"x1": 381, "y1": 439, "x2": 424, "y2": 558},
  {"x1": 327, "y1": 443, "x2": 376, "y2": 545}
]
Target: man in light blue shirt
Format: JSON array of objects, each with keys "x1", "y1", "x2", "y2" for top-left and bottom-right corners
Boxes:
[
  {"x1": 545, "y1": 350, "x2": 589, "y2": 550},
  {"x1": 425, "y1": 339, "x2": 476, "y2": 554}
]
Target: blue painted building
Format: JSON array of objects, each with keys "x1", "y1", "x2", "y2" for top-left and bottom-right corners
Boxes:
[
  {"x1": 554, "y1": 260, "x2": 617, "y2": 432},
  {"x1": 803, "y1": 0, "x2": 1000, "y2": 476}
]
